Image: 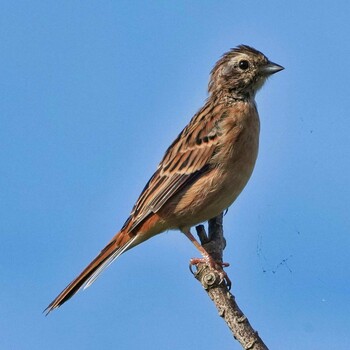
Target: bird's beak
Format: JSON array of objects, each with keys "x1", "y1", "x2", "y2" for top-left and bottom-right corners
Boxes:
[{"x1": 260, "y1": 61, "x2": 284, "y2": 76}]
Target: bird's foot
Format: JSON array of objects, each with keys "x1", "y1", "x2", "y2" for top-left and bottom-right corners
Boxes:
[{"x1": 189, "y1": 255, "x2": 231, "y2": 289}]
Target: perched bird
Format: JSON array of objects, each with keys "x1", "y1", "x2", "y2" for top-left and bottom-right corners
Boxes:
[{"x1": 45, "y1": 45, "x2": 283, "y2": 314}]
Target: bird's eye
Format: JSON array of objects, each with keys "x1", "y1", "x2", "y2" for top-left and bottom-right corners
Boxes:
[{"x1": 239, "y1": 60, "x2": 249, "y2": 70}]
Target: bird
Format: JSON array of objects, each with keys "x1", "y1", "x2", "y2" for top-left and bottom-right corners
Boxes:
[{"x1": 45, "y1": 45, "x2": 283, "y2": 314}]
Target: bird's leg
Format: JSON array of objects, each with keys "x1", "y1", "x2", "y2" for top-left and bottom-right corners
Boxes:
[{"x1": 182, "y1": 228, "x2": 231, "y2": 288}]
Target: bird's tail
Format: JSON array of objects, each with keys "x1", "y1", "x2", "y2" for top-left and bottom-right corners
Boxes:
[{"x1": 44, "y1": 229, "x2": 137, "y2": 315}]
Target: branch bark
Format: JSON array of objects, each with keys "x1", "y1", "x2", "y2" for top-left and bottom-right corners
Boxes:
[{"x1": 192, "y1": 213, "x2": 269, "y2": 350}]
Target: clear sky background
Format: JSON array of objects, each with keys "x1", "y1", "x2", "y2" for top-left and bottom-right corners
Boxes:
[{"x1": 1, "y1": 1, "x2": 349, "y2": 349}]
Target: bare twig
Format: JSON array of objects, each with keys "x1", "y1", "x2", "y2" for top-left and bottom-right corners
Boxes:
[{"x1": 192, "y1": 213, "x2": 269, "y2": 350}]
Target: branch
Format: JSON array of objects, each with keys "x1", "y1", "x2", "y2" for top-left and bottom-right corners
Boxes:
[{"x1": 192, "y1": 213, "x2": 269, "y2": 350}]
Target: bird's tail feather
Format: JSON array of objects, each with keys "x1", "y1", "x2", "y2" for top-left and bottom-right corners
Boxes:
[{"x1": 44, "y1": 230, "x2": 137, "y2": 315}]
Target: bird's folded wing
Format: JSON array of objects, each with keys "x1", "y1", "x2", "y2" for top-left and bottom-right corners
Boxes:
[{"x1": 125, "y1": 102, "x2": 227, "y2": 232}]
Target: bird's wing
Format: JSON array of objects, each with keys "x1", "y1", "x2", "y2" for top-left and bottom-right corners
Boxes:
[{"x1": 125, "y1": 101, "x2": 227, "y2": 232}]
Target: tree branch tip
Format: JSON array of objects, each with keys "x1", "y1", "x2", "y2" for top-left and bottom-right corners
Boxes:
[{"x1": 195, "y1": 224, "x2": 209, "y2": 244}]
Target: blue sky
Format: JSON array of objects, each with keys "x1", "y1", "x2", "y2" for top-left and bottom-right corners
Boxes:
[{"x1": 1, "y1": 1, "x2": 349, "y2": 349}]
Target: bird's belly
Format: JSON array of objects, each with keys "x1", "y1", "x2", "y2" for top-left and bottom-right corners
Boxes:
[{"x1": 167, "y1": 134, "x2": 259, "y2": 228}]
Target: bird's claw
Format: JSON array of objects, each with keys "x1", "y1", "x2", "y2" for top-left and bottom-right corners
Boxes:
[{"x1": 189, "y1": 257, "x2": 231, "y2": 290}]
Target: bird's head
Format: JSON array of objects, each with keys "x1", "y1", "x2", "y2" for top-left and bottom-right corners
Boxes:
[{"x1": 209, "y1": 45, "x2": 284, "y2": 100}]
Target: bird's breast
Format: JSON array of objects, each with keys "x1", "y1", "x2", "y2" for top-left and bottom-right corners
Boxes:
[
  {"x1": 208, "y1": 101, "x2": 260, "y2": 208},
  {"x1": 219, "y1": 101, "x2": 260, "y2": 183},
  {"x1": 169, "y1": 101, "x2": 260, "y2": 228}
]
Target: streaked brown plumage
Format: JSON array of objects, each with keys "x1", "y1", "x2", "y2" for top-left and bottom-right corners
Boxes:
[{"x1": 45, "y1": 45, "x2": 283, "y2": 314}]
